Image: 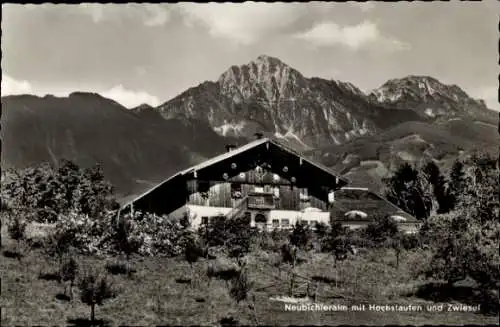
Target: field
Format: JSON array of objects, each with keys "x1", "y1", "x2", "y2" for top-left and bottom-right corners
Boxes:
[{"x1": 1, "y1": 223, "x2": 498, "y2": 326}]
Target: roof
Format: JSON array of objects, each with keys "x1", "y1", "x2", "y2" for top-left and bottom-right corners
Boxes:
[
  {"x1": 332, "y1": 188, "x2": 418, "y2": 223},
  {"x1": 122, "y1": 137, "x2": 349, "y2": 208}
]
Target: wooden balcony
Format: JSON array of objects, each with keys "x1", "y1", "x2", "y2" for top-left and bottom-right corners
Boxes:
[{"x1": 247, "y1": 193, "x2": 275, "y2": 210}]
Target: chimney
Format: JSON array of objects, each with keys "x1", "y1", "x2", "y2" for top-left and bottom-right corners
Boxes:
[
  {"x1": 254, "y1": 132, "x2": 264, "y2": 140},
  {"x1": 225, "y1": 144, "x2": 236, "y2": 152}
]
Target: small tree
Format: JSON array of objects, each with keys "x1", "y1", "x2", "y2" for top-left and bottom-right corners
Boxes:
[
  {"x1": 79, "y1": 270, "x2": 117, "y2": 324},
  {"x1": 227, "y1": 267, "x2": 258, "y2": 325},
  {"x1": 114, "y1": 217, "x2": 142, "y2": 260},
  {"x1": 7, "y1": 215, "x2": 27, "y2": 259},
  {"x1": 364, "y1": 215, "x2": 399, "y2": 246},
  {"x1": 60, "y1": 256, "x2": 79, "y2": 299},
  {"x1": 184, "y1": 234, "x2": 207, "y2": 286},
  {"x1": 289, "y1": 220, "x2": 312, "y2": 251}
]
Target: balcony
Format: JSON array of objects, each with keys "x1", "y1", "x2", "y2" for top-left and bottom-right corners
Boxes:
[{"x1": 247, "y1": 193, "x2": 275, "y2": 209}]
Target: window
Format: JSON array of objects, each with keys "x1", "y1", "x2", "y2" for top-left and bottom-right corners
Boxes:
[
  {"x1": 272, "y1": 219, "x2": 280, "y2": 228},
  {"x1": 231, "y1": 183, "x2": 242, "y2": 199},
  {"x1": 281, "y1": 219, "x2": 290, "y2": 228},
  {"x1": 201, "y1": 216, "x2": 209, "y2": 225},
  {"x1": 328, "y1": 191, "x2": 335, "y2": 204},
  {"x1": 254, "y1": 186, "x2": 264, "y2": 193},
  {"x1": 255, "y1": 213, "x2": 267, "y2": 224},
  {"x1": 273, "y1": 186, "x2": 280, "y2": 198},
  {"x1": 300, "y1": 188, "x2": 310, "y2": 201}
]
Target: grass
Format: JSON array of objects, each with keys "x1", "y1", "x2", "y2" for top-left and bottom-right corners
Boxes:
[{"x1": 1, "y1": 224, "x2": 498, "y2": 326}]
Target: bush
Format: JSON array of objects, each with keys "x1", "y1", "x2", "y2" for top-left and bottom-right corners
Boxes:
[
  {"x1": 199, "y1": 215, "x2": 253, "y2": 258},
  {"x1": 289, "y1": 221, "x2": 312, "y2": 250},
  {"x1": 105, "y1": 261, "x2": 136, "y2": 276},
  {"x1": 7, "y1": 215, "x2": 27, "y2": 242},
  {"x1": 79, "y1": 269, "x2": 117, "y2": 324},
  {"x1": 229, "y1": 269, "x2": 253, "y2": 304},
  {"x1": 363, "y1": 215, "x2": 399, "y2": 246}
]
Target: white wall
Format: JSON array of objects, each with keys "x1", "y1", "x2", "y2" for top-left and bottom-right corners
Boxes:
[
  {"x1": 174, "y1": 205, "x2": 232, "y2": 228},
  {"x1": 269, "y1": 209, "x2": 330, "y2": 230}
]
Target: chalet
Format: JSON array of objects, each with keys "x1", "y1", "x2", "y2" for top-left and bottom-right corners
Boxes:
[
  {"x1": 122, "y1": 136, "x2": 349, "y2": 230},
  {"x1": 121, "y1": 136, "x2": 420, "y2": 233}
]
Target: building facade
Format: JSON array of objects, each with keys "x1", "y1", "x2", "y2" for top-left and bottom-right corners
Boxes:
[{"x1": 122, "y1": 137, "x2": 348, "y2": 230}]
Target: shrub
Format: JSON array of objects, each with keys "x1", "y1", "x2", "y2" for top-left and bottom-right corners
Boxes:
[
  {"x1": 7, "y1": 215, "x2": 27, "y2": 242},
  {"x1": 229, "y1": 268, "x2": 253, "y2": 303},
  {"x1": 60, "y1": 256, "x2": 79, "y2": 299},
  {"x1": 105, "y1": 261, "x2": 136, "y2": 276},
  {"x1": 289, "y1": 221, "x2": 312, "y2": 250},
  {"x1": 79, "y1": 270, "x2": 117, "y2": 324}
]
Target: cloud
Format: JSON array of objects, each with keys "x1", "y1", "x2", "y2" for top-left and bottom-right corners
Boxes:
[
  {"x1": 294, "y1": 20, "x2": 410, "y2": 51},
  {"x1": 99, "y1": 85, "x2": 160, "y2": 108},
  {"x1": 2, "y1": 74, "x2": 33, "y2": 95},
  {"x1": 178, "y1": 2, "x2": 302, "y2": 45},
  {"x1": 78, "y1": 3, "x2": 170, "y2": 27},
  {"x1": 350, "y1": 2, "x2": 376, "y2": 12},
  {"x1": 2, "y1": 75, "x2": 159, "y2": 108}
]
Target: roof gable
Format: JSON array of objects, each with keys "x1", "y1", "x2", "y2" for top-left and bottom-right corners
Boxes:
[{"x1": 122, "y1": 137, "x2": 348, "y2": 208}]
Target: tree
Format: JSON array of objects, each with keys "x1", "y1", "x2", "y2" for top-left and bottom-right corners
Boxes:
[
  {"x1": 7, "y1": 215, "x2": 27, "y2": 260},
  {"x1": 79, "y1": 270, "x2": 117, "y2": 324},
  {"x1": 114, "y1": 217, "x2": 142, "y2": 260},
  {"x1": 383, "y1": 163, "x2": 434, "y2": 220},
  {"x1": 422, "y1": 161, "x2": 452, "y2": 214},
  {"x1": 60, "y1": 256, "x2": 79, "y2": 299},
  {"x1": 447, "y1": 159, "x2": 466, "y2": 211},
  {"x1": 2, "y1": 160, "x2": 118, "y2": 224},
  {"x1": 364, "y1": 215, "x2": 399, "y2": 246},
  {"x1": 425, "y1": 152, "x2": 500, "y2": 290},
  {"x1": 289, "y1": 220, "x2": 312, "y2": 250}
]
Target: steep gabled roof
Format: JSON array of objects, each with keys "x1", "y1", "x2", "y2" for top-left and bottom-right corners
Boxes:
[{"x1": 122, "y1": 137, "x2": 349, "y2": 208}]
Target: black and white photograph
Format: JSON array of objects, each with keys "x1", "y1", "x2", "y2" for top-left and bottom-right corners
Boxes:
[{"x1": 1, "y1": 2, "x2": 499, "y2": 326}]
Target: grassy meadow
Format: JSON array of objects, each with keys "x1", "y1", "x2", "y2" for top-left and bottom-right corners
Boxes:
[{"x1": 1, "y1": 222, "x2": 498, "y2": 326}]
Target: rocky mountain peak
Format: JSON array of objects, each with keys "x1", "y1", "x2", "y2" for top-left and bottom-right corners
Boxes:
[
  {"x1": 369, "y1": 75, "x2": 493, "y2": 120},
  {"x1": 217, "y1": 55, "x2": 307, "y2": 103}
]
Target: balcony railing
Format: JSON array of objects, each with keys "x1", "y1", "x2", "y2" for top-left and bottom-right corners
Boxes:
[{"x1": 247, "y1": 194, "x2": 275, "y2": 209}]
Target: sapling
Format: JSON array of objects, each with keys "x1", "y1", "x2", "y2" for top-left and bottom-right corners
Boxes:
[
  {"x1": 60, "y1": 256, "x2": 79, "y2": 300},
  {"x1": 78, "y1": 270, "x2": 117, "y2": 324}
]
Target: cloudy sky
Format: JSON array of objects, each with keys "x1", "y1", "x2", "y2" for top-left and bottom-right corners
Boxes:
[{"x1": 2, "y1": 2, "x2": 499, "y2": 110}]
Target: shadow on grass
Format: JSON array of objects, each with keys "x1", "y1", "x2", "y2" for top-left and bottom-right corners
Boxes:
[
  {"x1": 67, "y1": 318, "x2": 111, "y2": 327},
  {"x1": 220, "y1": 316, "x2": 239, "y2": 327},
  {"x1": 3, "y1": 250, "x2": 23, "y2": 259},
  {"x1": 105, "y1": 262, "x2": 137, "y2": 276},
  {"x1": 311, "y1": 275, "x2": 346, "y2": 287},
  {"x1": 175, "y1": 277, "x2": 192, "y2": 284},
  {"x1": 55, "y1": 293, "x2": 71, "y2": 302},
  {"x1": 413, "y1": 282, "x2": 499, "y2": 315},
  {"x1": 39, "y1": 272, "x2": 61, "y2": 282}
]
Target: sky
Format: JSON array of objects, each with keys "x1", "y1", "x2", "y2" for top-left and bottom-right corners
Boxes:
[{"x1": 2, "y1": 2, "x2": 499, "y2": 110}]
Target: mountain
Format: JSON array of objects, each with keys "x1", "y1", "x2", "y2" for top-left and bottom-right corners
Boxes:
[
  {"x1": 156, "y1": 55, "x2": 424, "y2": 149},
  {"x1": 1, "y1": 93, "x2": 241, "y2": 199},
  {"x1": 2, "y1": 55, "x2": 497, "y2": 199},
  {"x1": 307, "y1": 118, "x2": 498, "y2": 191},
  {"x1": 369, "y1": 75, "x2": 497, "y2": 124}
]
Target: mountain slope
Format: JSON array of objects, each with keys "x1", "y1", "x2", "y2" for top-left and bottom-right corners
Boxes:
[
  {"x1": 309, "y1": 118, "x2": 498, "y2": 192},
  {"x1": 369, "y1": 75, "x2": 497, "y2": 125},
  {"x1": 156, "y1": 55, "x2": 425, "y2": 149},
  {"x1": 1, "y1": 93, "x2": 239, "y2": 199}
]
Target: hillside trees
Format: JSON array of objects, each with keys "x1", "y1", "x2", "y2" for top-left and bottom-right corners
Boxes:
[
  {"x1": 383, "y1": 163, "x2": 434, "y2": 220},
  {"x1": 424, "y1": 153, "x2": 500, "y2": 290},
  {"x1": 2, "y1": 160, "x2": 118, "y2": 223}
]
